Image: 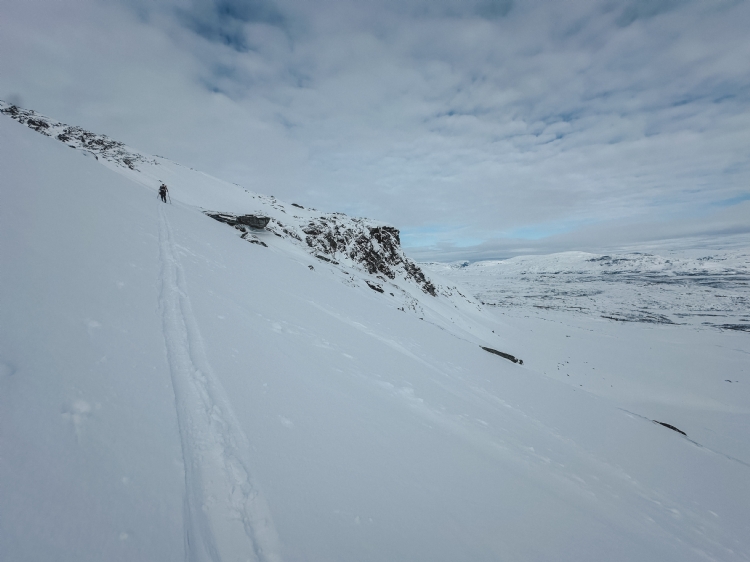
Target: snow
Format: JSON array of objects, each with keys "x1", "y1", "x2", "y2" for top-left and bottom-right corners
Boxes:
[
  {"x1": 157, "y1": 203, "x2": 282, "y2": 561},
  {"x1": 2, "y1": 108, "x2": 750, "y2": 561},
  {"x1": 424, "y1": 251, "x2": 750, "y2": 330}
]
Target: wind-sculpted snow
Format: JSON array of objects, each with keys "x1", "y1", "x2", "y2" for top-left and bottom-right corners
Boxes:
[
  {"x1": 425, "y1": 251, "x2": 750, "y2": 331},
  {"x1": 0, "y1": 101, "x2": 156, "y2": 170}
]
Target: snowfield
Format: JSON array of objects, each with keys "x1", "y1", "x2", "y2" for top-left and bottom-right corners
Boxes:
[
  {"x1": 424, "y1": 251, "x2": 750, "y2": 331},
  {"x1": 1, "y1": 104, "x2": 749, "y2": 561}
]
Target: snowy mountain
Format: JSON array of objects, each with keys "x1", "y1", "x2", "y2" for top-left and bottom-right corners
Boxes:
[
  {"x1": 2, "y1": 103, "x2": 749, "y2": 562},
  {"x1": 425, "y1": 251, "x2": 750, "y2": 331},
  {"x1": 0, "y1": 102, "x2": 441, "y2": 304}
]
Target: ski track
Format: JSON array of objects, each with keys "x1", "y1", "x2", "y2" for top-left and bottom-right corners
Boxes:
[{"x1": 158, "y1": 204, "x2": 282, "y2": 562}]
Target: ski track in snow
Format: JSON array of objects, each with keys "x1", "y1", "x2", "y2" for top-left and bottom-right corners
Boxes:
[{"x1": 158, "y1": 204, "x2": 282, "y2": 562}]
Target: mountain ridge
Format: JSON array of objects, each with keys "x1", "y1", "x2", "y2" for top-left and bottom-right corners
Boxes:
[{"x1": 0, "y1": 100, "x2": 442, "y2": 303}]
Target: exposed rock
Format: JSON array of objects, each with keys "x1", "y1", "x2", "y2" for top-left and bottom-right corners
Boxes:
[
  {"x1": 301, "y1": 217, "x2": 436, "y2": 296},
  {"x1": 1, "y1": 101, "x2": 156, "y2": 170},
  {"x1": 717, "y1": 324, "x2": 750, "y2": 332},
  {"x1": 315, "y1": 254, "x2": 339, "y2": 265},
  {"x1": 26, "y1": 118, "x2": 49, "y2": 132},
  {"x1": 481, "y1": 346, "x2": 523, "y2": 365},
  {"x1": 366, "y1": 281, "x2": 384, "y2": 293},
  {"x1": 653, "y1": 421, "x2": 687, "y2": 436},
  {"x1": 203, "y1": 217, "x2": 271, "y2": 248},
  {"x1": 205, "y1": 212, "x2": 270, "y2": 229},
  {"x1": 602, "y1": 314, "x2": 674, "y2": 324},
  {"x1": 267, "y1": 219, "x2": 302, "y2": 241},
  {"x1": 204, "y1": 208, "x2": 438, "y2": 298}
]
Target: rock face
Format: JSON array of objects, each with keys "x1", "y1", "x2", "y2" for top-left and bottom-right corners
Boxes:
[
  {"x1": 204, "y1": 212, "x2": 271, "y2": 229},
  {"x1": 301, "y1": 217, "x2": 436, "y2": 296},
  {"x1": 0, "y1": 102, "x2": 155, "y2": 170},
  {"x1": 205, "y1": 211, "x2": 438, "y2": 297}
]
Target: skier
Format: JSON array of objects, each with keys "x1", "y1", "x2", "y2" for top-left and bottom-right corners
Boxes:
[{"x1": 159, "y1": 183, "x2": 169, "y2": 203}]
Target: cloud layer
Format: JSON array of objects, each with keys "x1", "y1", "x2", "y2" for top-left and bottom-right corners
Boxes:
[{"x1": 2, "y1": 0, "x2": 749, "y2": 259}]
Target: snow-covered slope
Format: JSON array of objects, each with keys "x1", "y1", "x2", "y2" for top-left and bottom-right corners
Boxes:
[
  {"x1": 2, "y1": 105, "x2": 750, "y2": 562},
  {"x1": 425, "y1": 250, "x2": 750, "y2": 331},
  {"x1": 0, "y1": 102, "x2": 442, "y2": 304}
]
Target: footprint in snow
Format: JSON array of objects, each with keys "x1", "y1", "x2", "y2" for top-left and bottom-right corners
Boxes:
[{"x1": 62, "y1": 399, "x2": 97, "y2": 440}]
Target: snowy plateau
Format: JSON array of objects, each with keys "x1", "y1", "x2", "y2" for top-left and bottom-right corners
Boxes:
[{"x1": 1, "y1": 102, "x2": 749, "y2": 562}]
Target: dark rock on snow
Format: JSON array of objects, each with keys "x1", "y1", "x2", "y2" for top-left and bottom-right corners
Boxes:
[
  {"x1": 1, "y1": 102, "x2": 156, "y2": 170},
  {"x1": 481, "y1": 346, "x2": 524, "y2": 365},
  {"x1": 301, "y1": 218, "x2": 436, "y2": 296},
  {"x1": 205, "y1": 212, "x2": 271, "y2": 229},
  {"x1": 366, "y1": 281, "x2": 384, "y2": 293},
  {"x1": 653, "y1": 421, "x2": 687, "y2": 436}
]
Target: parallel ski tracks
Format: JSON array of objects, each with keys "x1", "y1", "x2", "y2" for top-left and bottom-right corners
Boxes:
[{"x1": 158, "y1": 205, "x2": 282, "y2": 562}]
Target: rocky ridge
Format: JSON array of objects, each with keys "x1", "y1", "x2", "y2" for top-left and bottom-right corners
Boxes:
[
  {"x1": 0, "y1": 102, "x2": 156, "y2": 170},
  {"x1": 205, "y1": 209, "x2": 437, "y2": 297}
]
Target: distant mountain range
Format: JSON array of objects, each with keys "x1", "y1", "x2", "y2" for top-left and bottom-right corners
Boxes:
[{"x1": 425, "y1": 250, "x2": 750, "y2": 331}]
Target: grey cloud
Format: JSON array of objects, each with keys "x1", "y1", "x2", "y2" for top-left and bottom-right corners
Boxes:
[
  {"x1": 176, "y1": 0, "x2": 287, "y2": 51},
  {"x1": 614, "y1": 0, "x2": 689, "y2": 27},
  {"x1": 3, "y1": 0, "x2": 749, "y2": 261},
  {"x1": 117, "y1": 0, "x2": 288, "y2": 51},
  {"x1": 408, "y1": 200, "x2": 750, "y2": 262},
  {"x1": 416, "y1": 0, "x2": 514, "y2": 19}
]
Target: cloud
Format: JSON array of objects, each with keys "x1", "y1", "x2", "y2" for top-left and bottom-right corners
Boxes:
[
  {"x1": 2, "y1": 0, "x2": 749, "y2": 260},
  {"x1": 391, "y1": 0, "x2": 514, "y2": 19},
  {"x1": 175, "y1": 0, "x2": 287, "y2": 51},
  {"x1": 615, "y1": 0, "x2": 686, "y2": 27},
  {"x1": 407, "y1": 200, "x2": 750, "y2": 262}
]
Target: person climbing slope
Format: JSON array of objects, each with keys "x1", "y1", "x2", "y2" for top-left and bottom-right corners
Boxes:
[{"x1": 159, "y1": 183, "x2": 169, "y2": 203}]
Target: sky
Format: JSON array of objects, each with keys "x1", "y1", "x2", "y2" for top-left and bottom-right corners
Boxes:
[{"x1": 1, "y1": 0, "x2": 749, "y2": 261}]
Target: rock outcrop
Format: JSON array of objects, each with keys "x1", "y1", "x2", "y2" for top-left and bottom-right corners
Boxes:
[
  {"x1": 653, "y1": 421, "x2": 687, "y2": 436},
  {"x1": 205, "y1": 211, "x2": 438, "y2": 297},
  {"x1": 301, "y1": 217, "x2": 436, "y2": 296},
  {"x1": 204, "y1": 212, "x2": 271, "y2": 229},
  {"x1": 0, "y1": 102, "x2": 155, "y2": 170},
  {"x1": 481, "y1": 346, "x2": 523, "y2": 365}
]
